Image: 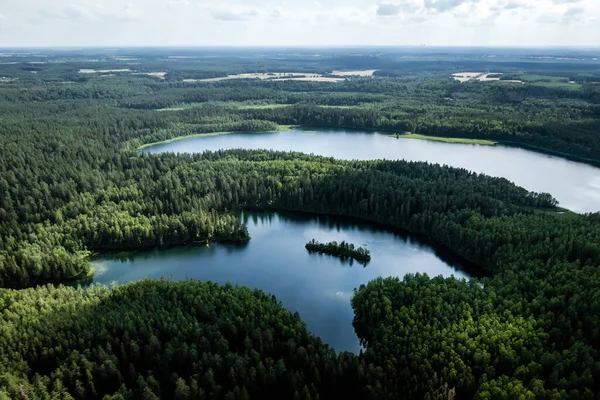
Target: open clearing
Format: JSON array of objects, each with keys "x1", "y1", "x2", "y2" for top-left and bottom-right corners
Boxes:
[
  {"x1": 477, "y1": 73, "x2": 501, "y2": 82},
  {"x1": 332, "y1": 70, "x2": 377, "y2": 77},
  {"x1": 184, "y1": 72, "x2": 344, "y2": 83},
  {"x1": 79, "y1": 69, "x2": 131, "y2": 74},
  {"x1": 452, "y1": 72, "x2": 483, "y2": 82},
  {"x1": 131, "y1": 72, "x2": 167, "y2": 79},
  {"x1": 452, "y1": 72, "x2": 524, "y2": 84},
  {"x1": 156, "y1": 102, "x2": 291, "y2": 112},
  {"x1": 80, "y1": 69, "x2": 166, "y2": 79},
  {"x1": 271, "y1": 76, "x2": 343, "y2": 82}
]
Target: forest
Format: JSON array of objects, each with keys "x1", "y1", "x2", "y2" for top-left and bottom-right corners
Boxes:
[{"x1": 1, "y1": 48, "x2": 600, "y2": 398}]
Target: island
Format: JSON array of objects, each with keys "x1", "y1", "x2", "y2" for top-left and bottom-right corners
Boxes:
[{"x1": 305, "y1": 239, "x2": 371, "y2": 263}]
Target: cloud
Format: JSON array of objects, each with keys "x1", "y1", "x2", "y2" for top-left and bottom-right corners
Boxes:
[
  {"x1": 564, "y1": 6, "x2": 584, "y2": 16},
  {"x1": 553, "y1": 0, "x2": 580, "y2": 3},
  {"x1": 377, "y1": 3, "x2": 401, "y2": 16},
  {"x1": 536, "y1": 13, "x2": 559, "y2": 23},
  {"x1": 376, "y1": 1, "x2": 420, "y2": 16},
  {"x1": 39, "y1": 3, "x2": 139, "y2": 22},
  {"x1": 210, "y1": 6, "x2": 262, "y2": 21},
  {"x1": 503, "y1": 2, "x2": 521, "y2": 10},
  {"x1": 424, "y1": 0, "x2": 468, "y2": 13},
  {"x1": 40, "y1": 4, "x2": 99, "y2": 21}
]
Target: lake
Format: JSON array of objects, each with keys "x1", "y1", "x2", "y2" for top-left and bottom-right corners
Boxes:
[
  {"x1": 92, "y1": 211, "x2": 475, "y2": 353},
  {"x1": 143, "y1": 129, "x2": 600, "y2": 213}
]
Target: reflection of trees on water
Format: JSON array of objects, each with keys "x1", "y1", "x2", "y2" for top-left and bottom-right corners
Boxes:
[
  {"x1": 307, "y1": 249, "x2": 368, "y2": 268},
  {"x1": 240, "y1": 210, "x2": 484, "y2": 277}
]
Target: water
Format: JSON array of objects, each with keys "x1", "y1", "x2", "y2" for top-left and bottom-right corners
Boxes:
[
  {"x1": 143, "y1": 129, "x2": 600, "y2": 213},
  {"x1": 92, "y1": 211, "x2": 475, "y2": 353}
]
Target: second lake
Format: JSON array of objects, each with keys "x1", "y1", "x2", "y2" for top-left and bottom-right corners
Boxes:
[{"x1": 143, "y1": 129, "x2": 600, "y2": 213}]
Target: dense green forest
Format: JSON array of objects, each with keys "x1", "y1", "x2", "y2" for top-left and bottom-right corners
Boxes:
[
  {"x1": 2, "y1": 48, "x2": 600, "y2": 398},
  {"x1": 305, "y1": 239, "x2": 371, "y2": 263}
]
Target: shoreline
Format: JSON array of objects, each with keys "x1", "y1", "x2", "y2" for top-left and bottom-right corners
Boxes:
[
  {"x1": 136, "y1": 125, "x2": 296, "y2": 151},
  {"x1": 387, "y1": 133, "x2": 496, "y2": 146},
  {"x1": 136, "y1": 125, "x2": 600, "y2": 169}
]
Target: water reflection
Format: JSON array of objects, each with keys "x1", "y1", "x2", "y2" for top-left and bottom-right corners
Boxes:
[{"x1": 90, "y1": 210, "x2": 477, "y2": 353}]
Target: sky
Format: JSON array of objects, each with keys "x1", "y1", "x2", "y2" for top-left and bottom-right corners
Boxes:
[{"x1": 0, "y1": 0, "x2": 598, "y2": 47}]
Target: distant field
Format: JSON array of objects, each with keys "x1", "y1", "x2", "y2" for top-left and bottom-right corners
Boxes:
[
  {"x1": 452, "y1": 72, "x2": 525, "y2": 84},
  {"x1": 237, "y1": 104, "x2": 290, "y2": 109},
  {"x1": 332, "y1": 70, "x2": 377, "y2": 76},
  {"x1": 156, "y1": 102, "x2": 367, "y2": 112},
  {"x1": 518, "y1": 74, "x2": 581, "y2": 89},
  {"x1": 317, "y1": 105, "x2": 360, "y2": 109},
  {"x1": 156, "y1": 102, "x2": 291, "y2": 112},
  {"x1": 183, "y1": 72, "x2": 344, "y2": 83}
]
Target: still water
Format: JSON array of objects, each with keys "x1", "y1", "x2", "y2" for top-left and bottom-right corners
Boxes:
[
  {"x1": 92, "y1": 211, "x2": 474, "y2": 353},
  {"x1": 143, "y1": 129, "x2": 600, "y2": 213}
]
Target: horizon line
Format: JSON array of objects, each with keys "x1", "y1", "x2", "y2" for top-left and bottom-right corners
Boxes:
[{"x1": 1, "y1": 44, "x2": 599, "y2": 50}]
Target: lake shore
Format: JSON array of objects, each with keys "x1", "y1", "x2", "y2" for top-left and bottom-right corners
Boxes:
[
  {"x1": 388, "y1": 133, "x2": 496, "y2": 146},
  {"x1": 137, "y1": 125, "x2": 296, "y2": 151}
]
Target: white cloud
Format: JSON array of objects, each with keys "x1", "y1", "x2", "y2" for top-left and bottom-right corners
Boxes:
[
  {"x1": 424, "y1": 0, "x2": 470, "y2": 13},
  {"x1": 38, "y1": 3, "x2": 139, "y2": 22},
  {"x1": 377, "y1": 3, "x2": 401, "y2": 16},
  {"x1": 210, "y1": 6, "x2": 261, "y2": 21},
  {"x1": 377, "y1": 1, "x2": 421, "y2": 16},
  {"x1": 564, "y1": 6, "x2": 584, "y2": 16}
]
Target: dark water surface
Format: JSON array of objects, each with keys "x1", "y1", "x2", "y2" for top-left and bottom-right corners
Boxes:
[
  {"x1": 92, "y1": 211, "x2": 474, "y2": 353},
  {"x1": 143, "y1": 129, "x2": 600, "y2": 213}
]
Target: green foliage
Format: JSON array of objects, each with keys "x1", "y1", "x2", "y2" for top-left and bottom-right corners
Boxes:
[
  {"x1": 2, "y1": 49, "x2": 600, "y2": 398},
  {"x1": 0, "y1": 280, "x2": 358, "y2": 399},
  {"x1": 305, "y1": 239, "x2": 371, "y2": 263}
]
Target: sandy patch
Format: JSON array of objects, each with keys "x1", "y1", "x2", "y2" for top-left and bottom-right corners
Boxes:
[
  {"x1": 452, "y1": 72, "x2": 524, "y2": 84},
  {"x1": 452, "y1": 72, "x2": 483, "y2": 78},
  {"x1": 272, "y1": 77, "x2": 343, "y2": 82},
  {"x1": 79, "y1": 68, "x2": 131, "y2": 74},
  {"x1": 184, "y1": 72, "x2": 344, "y2": 83},
  {"x1": 332, "y1": 70, "x2": 377, "y2": 77},
  {"x1": 477, "y1": 73, "x2": 501, "y2": 82},
  {"x1": 452, "y1": 72, "x2": 484, "y2": 82},
  {"x1": 131, "y1": 72, "x2": 167, "y2": 79}
]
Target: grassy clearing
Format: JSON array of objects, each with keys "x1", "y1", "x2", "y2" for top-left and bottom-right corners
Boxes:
[
  {"x1": 317, "y1": 105, "x2": 360, "y2": 109},
  {"x1": 156, "y1": 102, "x2": 368, "y2": 112},
  {"x1": 519, "y1": 74, "x2": 582, "y2": 89},
  {"x1": 390, "y1": 133, "x2": 496, "y2": 146},
  {"x1": 156, "y1": 102, "x2": 290, "y2": 112},
  {"x1": 520, "y1": 74, "x2": 567, "y2": 82},
  {"x1": 236, "y1": 104, "x2": 290, "y2": 110},
  {"x1": 156, "y1": 103, "x2": 204, "y2": 112}
]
